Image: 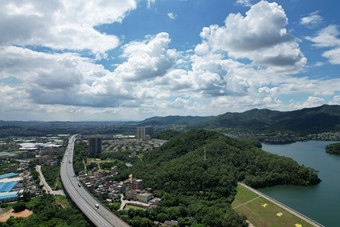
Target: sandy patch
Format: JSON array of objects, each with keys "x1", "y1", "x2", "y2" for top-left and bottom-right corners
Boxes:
[{"x1": 0, "y1": 209, "x2": 33, "y2": 222}]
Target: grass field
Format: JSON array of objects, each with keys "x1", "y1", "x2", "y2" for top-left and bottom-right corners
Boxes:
[
  {"x1": 124, "y1": 205, "x2": 146, "y2": 211},
  {"x1": 232, "y1": 183, "x2": 314, "y2": 227}
]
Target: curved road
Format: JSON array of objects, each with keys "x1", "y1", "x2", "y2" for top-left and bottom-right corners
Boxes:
[{"x1": 60, "y1": 135, "x2": 129, "y2": 227}]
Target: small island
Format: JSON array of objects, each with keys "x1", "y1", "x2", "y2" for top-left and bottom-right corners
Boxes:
[{"x1": 326, "y1": 143, "x2": 340, "y2": 154}]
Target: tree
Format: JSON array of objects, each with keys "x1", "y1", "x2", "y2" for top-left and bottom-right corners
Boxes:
[
  {"x1": 19, "y1": 189, "x2": 31, "y2": 202},
  {"x1": 13, "y1": 202, "x2": 26, "y2": 212}
]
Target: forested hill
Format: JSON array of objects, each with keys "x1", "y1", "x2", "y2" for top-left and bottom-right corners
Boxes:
[
  {"x1": 131, "y1": 129, "x2": 320, "y2": 226},
  {"x1": 189, "y1": 104, "x2": 340, "y2": 135},
  {"x1": 138, "y1": 115, "x2": 212, "y2": 126}
]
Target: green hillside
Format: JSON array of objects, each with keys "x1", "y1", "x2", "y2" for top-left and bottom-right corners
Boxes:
[
  {"x1": 131, "y1": 130, "x2": 320, "y2": 226},
  {"x1": 190, "y1": 105, "x2": 340, "y2": 135}
]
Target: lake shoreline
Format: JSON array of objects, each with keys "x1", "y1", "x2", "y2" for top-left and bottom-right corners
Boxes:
[{"x1": 259, "y1": 141, "x2": 340, "y2": 226}]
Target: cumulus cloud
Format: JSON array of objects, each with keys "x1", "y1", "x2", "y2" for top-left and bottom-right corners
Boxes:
[
  {"x1": 330, "y1": 96, "x2": 340, "y2": 105},
  {"x1": 115, "y1": 33, "x2": 177, "y2": 81},
  {"x1": 0, "y1": 46, "x2": 83, "y2": 88},
  {"x1": 306, "y1": 25, "x2": 340, "y2": 64},
  {"x1": 196, "y1": 1, "x2": 306, "y2": 72},
  {"x1": 159, "y1": 52, "x2": 253, "y2": 99},
  {"x1": 290, "y1": 96, "x2": 326, "y2": 109},
  {"x1": 0, "y1": 0, "x2": 137, "y2": 55},
  {"x1": 11, "y1": 32, "x2": 178, "y2": 108},
  {"x1": 300, "y1": 11, "x2": 323, "y2": 28},
  {"x1": 168, "y1": 98, "x2": 189, "y2": 109}
]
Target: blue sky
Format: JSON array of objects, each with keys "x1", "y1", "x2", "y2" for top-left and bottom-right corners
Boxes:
[{"x1": 0, "y1": 0, "x2": 340, "y2": 121}]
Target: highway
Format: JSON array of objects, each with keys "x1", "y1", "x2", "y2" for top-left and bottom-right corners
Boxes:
[{"x1": 60, "y1": 135, "x2": 130, "y2": 227}]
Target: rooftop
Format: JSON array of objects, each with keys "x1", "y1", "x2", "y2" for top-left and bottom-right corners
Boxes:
[
  {"x1": 0, "y1": 191, "x2": 18, "y2": 200},
  {"x1": 0, "y1": 173, "x2": 18, "y2": 179},
  {"x1": 0, "y1": 181, "x2": 18, "y2": 192}
]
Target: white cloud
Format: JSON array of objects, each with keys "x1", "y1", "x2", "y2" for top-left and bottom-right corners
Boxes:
[
  {"x1": 197, "y1": 1, "x2": 306, "y2": 72},
  {"x1": 330, "y1": 96, "x2": 340, "y2": 105},
  {"x1": 314, "y1": 91, "x2": 334, "y2": 96},
  {"x1": 0, "y1": 32, "x2": 177, "y2": 111},
  {"x1": 0, "y1": 45, "x2": 136, "y2": 108},
  {"x1": 168, "y1": 98, "x2": 189, "y2": 109},
  {"x1": 300, "y1": 11, "x2": 323, "y2": 28},
  {"x1": 323, "y1": 48, "x2": 340, "y2": 64},
  {"x1": 0, "y1": 0, "x2": 137, "y2": 55},
  {"x1": 314, "y1": 61, "x2": 325, "y2": 67},
  {"x1": 290, "y1": 96, "x2": 326, "y2": 109},
  {"x1": 306, "y1": 25, "x2": 340, "y2": 47},
  {"x1": 236, "y1": 0, "x2": 252, "y2": 7},
  {"x1": 167, "y1": 53, "x2": 252, "y2": 97},
  {"x1": 147, "y1": 0, "x2": 156, "y2": 8},
  {"x1": 168, "y1": 12, "x2": 176, "y2": 20},
  {"x1": 0, "y1": 85, "x2": 32, "y2": 112},
  {"x1": 114, "y1": 32, "x2": 177, "y2": 81},
  {"x1": 306, "y1": 25, "x2": 340, "y2": 64}
]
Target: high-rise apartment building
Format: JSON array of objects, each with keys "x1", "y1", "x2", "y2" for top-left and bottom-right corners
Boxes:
[
  {"x1": 88, "y1": 137, "x2": 102, "y2": 154},
  {"x1": 136, "y1": 126, "x2": 153, "y2": 140}
]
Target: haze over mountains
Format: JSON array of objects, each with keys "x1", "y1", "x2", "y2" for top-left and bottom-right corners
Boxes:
[
  {"x1": 1, "y1": 105, "x2": 340, "y2": 137},
  {"x1": 141, "y1": 104, "x2": 340, "y2": 136}
]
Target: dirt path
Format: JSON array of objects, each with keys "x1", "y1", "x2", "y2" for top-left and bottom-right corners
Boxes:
[{"x1": 36, "y1": 165, "x2": 65, "y2": 195}]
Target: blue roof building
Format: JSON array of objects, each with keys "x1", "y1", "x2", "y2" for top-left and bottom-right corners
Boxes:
[
  {"x1": 0, "y1": 173, "x2": 18, "y2": 180},
  {"x1": 0, "y1": 191, "x2": 18, "y2": 202},
  {"x1": 0, "y1": 192, "x2": 18, "y2": 200},
  {"x1": 0, "y1": 181, "x2": 19, "y2": 192}
]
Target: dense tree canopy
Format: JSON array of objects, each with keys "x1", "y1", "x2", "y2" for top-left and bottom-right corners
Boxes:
[
  {"x1": 0, "y1": 194, "x2": 91, "y2": 227},
  {"x1": 152, "y1": 129, "x2": 184, "y2": 140},
  {"x1": 128, "y1": 129, "x2": 320, "y2": 226},
  {"x1": 326, "y1": 143, "x2": 340, "y2": 154}
]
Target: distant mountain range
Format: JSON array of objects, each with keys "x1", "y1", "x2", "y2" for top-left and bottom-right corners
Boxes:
[
  {"x1": 140, "y1": 105, "x2": 340, "y2": 136},
  {"x1": 138, "y1": 115, "x2": 213, "y2": 126},
  {"x1": 1, "y1": 105, "x2": 339, "y2": 137}
]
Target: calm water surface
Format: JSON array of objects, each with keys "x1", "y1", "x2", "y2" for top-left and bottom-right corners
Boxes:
[{"x1": 259, "y1": 141, "x2": 340, "y2": 227}]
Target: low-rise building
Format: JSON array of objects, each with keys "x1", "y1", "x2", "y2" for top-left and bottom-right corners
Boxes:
[{"x1": 136, "y1": 192, "x2": 153, "y2": 203}]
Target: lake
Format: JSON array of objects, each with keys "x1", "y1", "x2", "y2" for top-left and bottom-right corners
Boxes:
[{"x1": 259, "y1": 141, "x2": 340, "y2": 227}]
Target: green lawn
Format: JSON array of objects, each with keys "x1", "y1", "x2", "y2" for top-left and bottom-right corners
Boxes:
[
  {"x1": 232, "y1": 183, "x2": 314, "y2": 227},
  {"x1": 124, "y1": 205, "x2": 146, "y2": 211},
  {"x1": 232, "y1": 182, "x2": 258, "y2": 208},
  {"x1": 87, "y1": 158, "x2": 120, "y2": 163}
]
